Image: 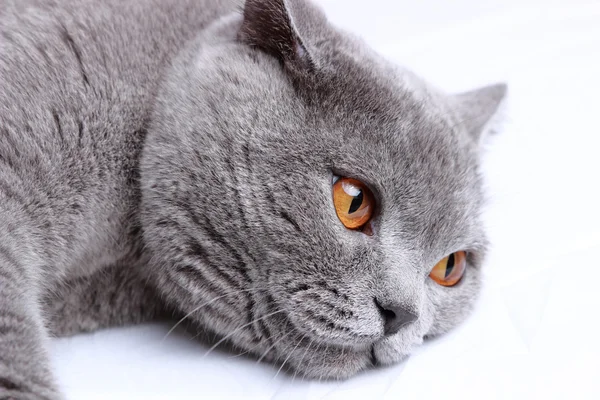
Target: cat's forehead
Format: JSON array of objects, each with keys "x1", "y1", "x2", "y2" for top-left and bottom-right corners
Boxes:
[{"x1": 313, "y1": 59, "x2": 474, "y2": 183}]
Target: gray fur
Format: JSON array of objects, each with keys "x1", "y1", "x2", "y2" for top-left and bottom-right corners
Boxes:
[{"x1": 0, "y1": 0, "x2": 506, "y2": 397}]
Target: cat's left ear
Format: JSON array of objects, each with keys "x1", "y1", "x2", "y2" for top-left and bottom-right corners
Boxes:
[
  {"x1": 238, "y1": 0, "x2": 323, "y2": 74},
  {"x1": 452, "y1": 83, "x2": 507, "y2": 143}
]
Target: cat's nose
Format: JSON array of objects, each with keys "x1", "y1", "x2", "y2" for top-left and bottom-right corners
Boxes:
[{"x1": 375, "y1": 299, "x2": 418, "y2": 336}]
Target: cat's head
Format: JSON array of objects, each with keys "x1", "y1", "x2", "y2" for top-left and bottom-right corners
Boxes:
[{"x1": 140, "y1": 0, "x2": 506, "y2": 379}]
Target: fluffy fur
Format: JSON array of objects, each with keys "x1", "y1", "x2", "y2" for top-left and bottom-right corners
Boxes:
[{"x1": 0, "y1": 0, "x2": 506, "y2": 397}]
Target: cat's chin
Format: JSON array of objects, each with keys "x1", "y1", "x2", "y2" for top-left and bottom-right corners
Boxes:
[
  {"x1": 371, "y1": 331, "x2": 424, "y2": 367},
  {"x1": 260, "y1": 327, "x2": 420, "y2": 379},
  {"x1": 270, "y1": 327, "x2": 426, "y2": 379},
  {"x1": 268, "y1": 336, "x2": 419, "y2": 379}
]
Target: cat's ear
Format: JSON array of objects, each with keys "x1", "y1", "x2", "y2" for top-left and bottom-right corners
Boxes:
[
  {"x1": 452, "y1": 83, "x2": 507, "y2": 142},
  {"x1": 239, "y1": 0, "x2": 315, "y2": 73}
]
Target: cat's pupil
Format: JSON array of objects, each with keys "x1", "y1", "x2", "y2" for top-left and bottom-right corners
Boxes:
[
  {"x1": 348, "y1": 190, "x2": 363, "y2": 214},
  {"x1": 445, "y1": 253, "x2": 455, "y2": 278}
]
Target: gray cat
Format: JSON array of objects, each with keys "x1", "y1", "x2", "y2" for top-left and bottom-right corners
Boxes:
[{"x1": 0, "y1": 0, "x2": 506, "y2": 398}]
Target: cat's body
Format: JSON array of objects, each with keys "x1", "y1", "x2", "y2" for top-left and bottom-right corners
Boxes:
[
  {"x1": 0, "y1": 2, "x2": 230, "y2": 394},
  {"x1": 0, "y1": 0, "x2": 233, "y2": 280},
  {"x1": 0, "y1": 0, "x2": 505, "y2": 398}
]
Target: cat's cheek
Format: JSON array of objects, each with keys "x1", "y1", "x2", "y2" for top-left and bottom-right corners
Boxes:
[{"x1": 423, "y1": 268, "x2": 482, "y2": 336}]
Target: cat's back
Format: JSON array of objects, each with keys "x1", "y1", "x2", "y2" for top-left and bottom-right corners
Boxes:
[
  {"x1": 0, "y1": 0, "x2": 238, "y2": 276},
  {"x1": 0, "y1": 0, "x2": 237, "y2": 151}
]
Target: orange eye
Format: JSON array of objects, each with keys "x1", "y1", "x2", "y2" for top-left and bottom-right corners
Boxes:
[
  {"x1": 429, "y1": 251, "x2": 467, "y2": 287},
  {"x1": 332, "y1": 177, "x2": 375, "y2": 232}
]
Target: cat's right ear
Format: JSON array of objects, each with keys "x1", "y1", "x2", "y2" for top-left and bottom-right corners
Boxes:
[
  {"x1": 238, "y1": 0, "x2": 317, "y2": 74},
  {"x1": 452, "y1": 83, "x2": 508, "y2": 144}
]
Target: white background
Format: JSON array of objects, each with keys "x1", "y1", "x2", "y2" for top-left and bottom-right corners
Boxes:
[{"x1": 51, "y1": 0, "x2": 600, "y2": 398}]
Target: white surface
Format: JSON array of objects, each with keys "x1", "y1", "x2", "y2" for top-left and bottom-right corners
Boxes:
[{"x1": 51, "y1": 0, "x2": 600, "y2": 398}]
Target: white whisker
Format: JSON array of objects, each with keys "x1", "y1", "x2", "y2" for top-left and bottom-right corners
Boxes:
[
  {"x1": 256, "y1": 325, "x2": 294, "y2": 364},
  {"x1": 228, "y1": 340, "x2": 265, "y2": 359},
  {"x1": 272, "y1": 333, "x2": 305, "y2": 381},
  {"x1": 304, "y1": 341, "x2": 323, "y2": 384},
  {"x1": 161, "y1": 286, "x2": 266, "y2": 342},
  {"x1": 229, "y1": 322, "x2": 289, "y2": 360},
  {"x1": 291, "y1": 338, "x2": 313, "y2": 384},
  {"x1": 317, "y1": 342, "x2": 330, "y2": 383},
  {"x1": 202, "y1": 308, "x2": 286, "y2": 358}
]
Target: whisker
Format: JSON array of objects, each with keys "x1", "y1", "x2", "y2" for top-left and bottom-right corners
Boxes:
[
  {"x1": 161, "y1": 286, "x2": 267, "y2": 342},
  {"x1": 229, "y1": 322, "x2": 288, "y2": 360},
  {"x1": 256, "y1": 324, "x2": 294, "y2": 364},
  {"x1": 313, "y1": 341, "x2": 325, "y2": 383},
  {"x1": 202, "y1": 308, "x2": 286, "y2": 358},
  {"x1": 228, "y1": 326, "x2": 286, "y2": 360},
  {"x1": 302, "y1": 341, "x2": 323, "y2": 384},
  {"x1": 272, "y1": 333, "x2": 306, "y2": 381},
  {"x1": 228, "y1": 340, "x2": 266, "y2": 359},
  {"x1": 317, "y1": 342, "x2": 330, "y2": 383},
  {"x1": 291, "y1": 338, "x2": 313, "y2": 384}
]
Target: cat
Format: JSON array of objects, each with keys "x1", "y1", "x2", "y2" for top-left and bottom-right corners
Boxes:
[{"x1": 0, "y1": 0, "x2": 506, "y2": 398}]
